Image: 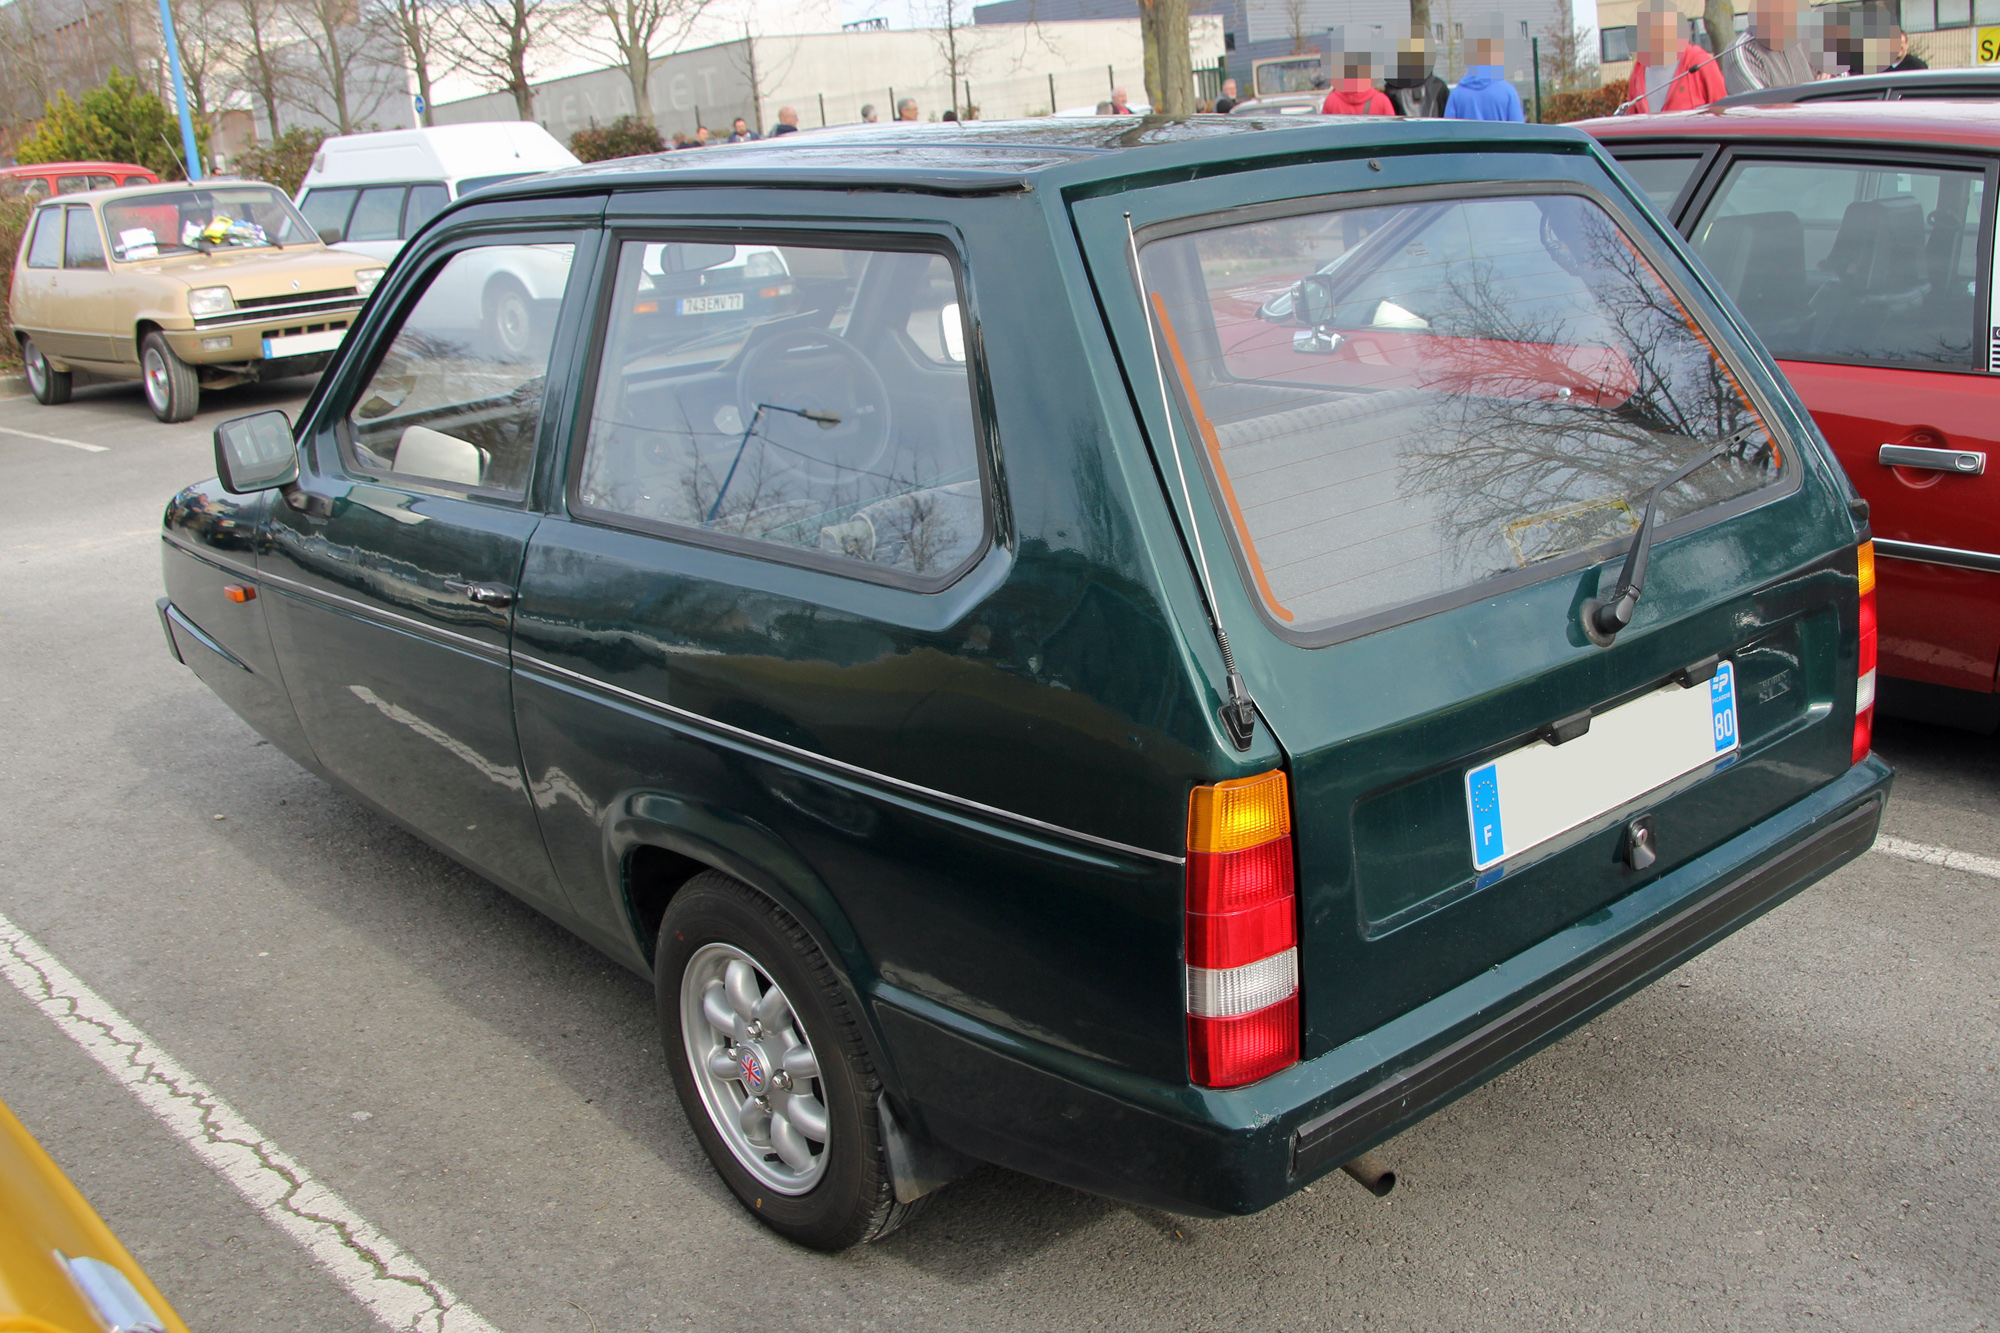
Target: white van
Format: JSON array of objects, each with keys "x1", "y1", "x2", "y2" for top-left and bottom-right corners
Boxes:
[{"x1": 295, "y1": 123, "x2": 580, "y2": 262}]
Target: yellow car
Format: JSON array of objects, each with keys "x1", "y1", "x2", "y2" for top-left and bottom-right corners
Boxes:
[
  {"x1": 0, "y1": 1095, "x2": 189, "y2": 1333},
  {"x1": 9, "y1": 180, "x2": 384, "y2": 422}
]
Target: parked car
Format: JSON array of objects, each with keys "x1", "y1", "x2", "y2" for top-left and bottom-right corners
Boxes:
[
  {"x1": 1225, "y1": 92, "x2": 1325, "y2": 117},
  {"x1": 0, "y1": 1094, "x2": 191, "y2": 1333},
  {"x1": 10, "y1": 179, "x2": 385, "y2": 421},
  {"x1": 0, "y1": 161, "x2": 158, "y2": 201},
  {"x1": 1584, "y1": 100, "x2": 2000, "y2": 729},
  {"x1": 160, "y1": 117, "x2": 1889, "y2": 1251},
  {"x1": 295, "y1": 122, "x2": 580, "y2": 263},
  {"x1": 1710, "y1": 66, "x2": 2000, "y2": 109}
]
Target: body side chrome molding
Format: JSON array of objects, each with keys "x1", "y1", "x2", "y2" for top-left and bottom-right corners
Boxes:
[
  {"x1": 164, "y1": 532, "x2": 509, "y2": 664},
  {"x1": 1874, "y1": 537, "x2": 2000, "y2": 575},
  {"x1": 513, "y1": 651, "x2": 1185, "y2": 867}
]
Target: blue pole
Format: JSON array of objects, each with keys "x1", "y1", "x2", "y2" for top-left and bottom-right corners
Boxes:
[{"x1": 154, "y1": 0, "x2": 202, "y2": 179}]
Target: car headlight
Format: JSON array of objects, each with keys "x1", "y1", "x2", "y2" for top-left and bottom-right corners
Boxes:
[
  {"x1": 187, "y1": 285, "x2": 235, "y2": 317},
  {"x1": 355, "y1": 268, "x2": 386, "y2": 297}
]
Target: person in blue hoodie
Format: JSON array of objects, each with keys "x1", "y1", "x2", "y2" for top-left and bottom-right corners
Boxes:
[{"x1": 1445, "y1": 19, "x2": 1525, "y2": 121}]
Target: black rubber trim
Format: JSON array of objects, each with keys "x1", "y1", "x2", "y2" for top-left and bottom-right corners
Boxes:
[
  {"x1": 155, "y1": 596, "x2": 185, "y2": 665},
  {"x1": 1291, "y1": 795, "x2": 1884, "y2": 1179}
]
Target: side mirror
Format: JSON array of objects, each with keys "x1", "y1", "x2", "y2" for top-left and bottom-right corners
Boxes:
[
  {"x1": 318, "y1": 226, "x2": 343, "y2": 246},
  {"x1": 1293, "y1": 275, "x2": 1336, "y2": 328},
  {"x1": 214, "y1": 411, "x2": 298, "y2": 494}
]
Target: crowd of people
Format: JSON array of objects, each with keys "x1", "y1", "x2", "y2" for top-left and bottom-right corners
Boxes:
[{"x1": 658, "y1": 0, "x2": 1932, "y2": 149}]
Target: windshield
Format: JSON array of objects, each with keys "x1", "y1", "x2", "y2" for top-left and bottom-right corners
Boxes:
[
  {"x1": 1139, "y1": 192, "x2": 1782, "y2": 638},
  {"x1": 102, "y1": 185, "x2": 314, "y2": 260}
]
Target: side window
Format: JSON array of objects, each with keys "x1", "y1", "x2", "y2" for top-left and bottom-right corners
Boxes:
[
  {"x1": 122, "y1": 175, "x2": 151, "y2": 187},
  {"x1": 344, "y1": 243, "x2": 576, "y2": 496},
  {"x1": 299, "y1": 187, "x2": 358, "y2": 240},
  {"x1": 1611, "y1": 153, "x2": 1704, "y2": 216},
  {"x1": 1692, "y1": 156, "x2": 1986, "y2": 368},
  {"x1": 55, "y1": 175, "x2": 88, "y2": 195},
  {"x1": 24, "y1": 209, "x2": 62, "y2": 268},
  {"x1": 576, "y1": 239, "x2": 987, "y2": 581},
  {"x1": 347, "y1": 186, "x2": 406, "y2": 243},
  {"x1": 403, "y1": 184, "x2": 449, "y2": 236},
  {"x1": 22, "y1": 177, "x2": 52, "y2": 202},
  {"x1": 87, "y1": 174, "x2": 116, "y2": 190},
  {"x1": 63, "y1": 206, "x2": 105, "y2": 269}
]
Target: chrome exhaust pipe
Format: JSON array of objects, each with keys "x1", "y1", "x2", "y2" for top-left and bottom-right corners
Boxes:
[{"x1": 1341, "y1": 1153, "x2": 1396, "y2": 1197}]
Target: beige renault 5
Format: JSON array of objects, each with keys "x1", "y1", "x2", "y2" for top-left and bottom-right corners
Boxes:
[{"x1": 10, "y1": 180, "x2": 384, "y2": 421}]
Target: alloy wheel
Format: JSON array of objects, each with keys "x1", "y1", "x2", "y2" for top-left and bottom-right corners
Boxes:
[
  {"x1": 25, "y1": 345, "x2": 46, "y2": 395},
  {"x1": 679, "y1": 942, "x2": 830, "y2": 1195},
  {"x1": 143, "y1": 347, "x2": 169, "y2": 414}
]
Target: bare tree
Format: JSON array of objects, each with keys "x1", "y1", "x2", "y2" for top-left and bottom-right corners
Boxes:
[
  {"x1": 1286, "y1": 0, "x2": 1310, "y2": 55},
  {"x1": 0, "y1": 0, "x2": 54, "y2": 127},
  {"x1": 373, "y1": 0, "x2": 447, "y2": 125},
  {"x1": 584, "y1": 0, "x2": 711, "y2": 127},
  {"x1": 1137, "y1": 0, "x2": 1192, "y2": 116},
  {"x1": 450, "y1": 0, "x2": 553, "y2": 119},
  {"x1": 1538, "y1": 0, "x2": 1597, "y2": 92},
  {"x1": 168, "y1": 0, "x2": 235, "y2": 128},
  {"x1": 234, "y1": 0, "x2": 294, "y2": 138},
  {"x1": 922, "y1": 0, "x2": 988, "y2": 118},
  {"x1": 291, "y1": 0, "x2": 386, "y2": 131}
]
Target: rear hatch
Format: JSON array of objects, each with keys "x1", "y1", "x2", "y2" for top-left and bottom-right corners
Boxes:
[{"x1": 1079, "y1": 162, "x2": 1862, "y2": 1054}]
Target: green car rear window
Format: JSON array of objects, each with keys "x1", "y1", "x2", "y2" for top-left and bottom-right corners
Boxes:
[{"x1": 1138, "y1": 191, "x2": 1782, "y2": 639}]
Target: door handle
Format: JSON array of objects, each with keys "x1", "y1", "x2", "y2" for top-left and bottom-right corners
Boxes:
[
  {"x1": 444, "y1": 580, "x2": 517, "y2": 608},
  {"x1": 1879, "y1": 444, "x2": 1985, "y2": 475}
]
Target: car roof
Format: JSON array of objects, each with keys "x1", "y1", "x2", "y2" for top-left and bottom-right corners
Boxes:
[
  {"x1": 473, "y1": 115, "x2": 1595, "y2": 201},
  {"x1": 31, "y1": 178, "x2": 296, "y2": 206},
  {"x1": 0, "y1": 161, "x2": 155, "y2": 175},
  {"x1": 1710, "y1": 66, "x2": 2000, "y2": 108},
  {"x1": 1577, "y1": 99, "x2": 2000, "y2": 150}
]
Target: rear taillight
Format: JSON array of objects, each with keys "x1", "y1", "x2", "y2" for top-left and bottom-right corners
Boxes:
[
  {"x1": 1186, "y1": 770, "x2": 1299, "y2": 1088},
  {"x1": 1854, "y1": 540, "x2": 1876, "y2": 764}
]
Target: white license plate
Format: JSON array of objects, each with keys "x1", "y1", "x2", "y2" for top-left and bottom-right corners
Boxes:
[
  {"x1": 261, "y1": 329, "x2": 346, "y2": 359},
  {"x1": 1465, "y1": 662, "x2": 1739, "y2": 871},
  {"x1": 677, "y1": 292, "x2": 744, "y2": 315}
]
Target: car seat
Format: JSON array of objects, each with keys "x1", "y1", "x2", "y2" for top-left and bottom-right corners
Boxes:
[
  {"x1": 1807, "y1": 195, "x2": 1926, "y2": 355},
  {"x1": 1696, "y1": 212, "x2": 1807, "y2": 354}
]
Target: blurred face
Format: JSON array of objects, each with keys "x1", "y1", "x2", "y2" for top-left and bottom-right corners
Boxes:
[
  {"x1": 1893, "y1": 30, "x2": 1910, "y2": 56},
  {"x1": 1754, "y1": 0, "x2": 1800, "y2": 43},
  {"x1": 1471, "y1": 36, "x2": 1505, "y2": 64},
  {"x1": 1222, "y1": 79, "x2": 1237, "y2": 96},
  {"x1": 733, "y1": 119, "x2": 747, "y2": 133},
  {"x1": 1640, "y1": 8, "x2": 1680, "y2": 62}
]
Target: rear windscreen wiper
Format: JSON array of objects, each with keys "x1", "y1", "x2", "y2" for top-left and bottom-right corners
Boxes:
[{"x1": 1582, "y1": 424, "x2": 1764, "y2": 647}]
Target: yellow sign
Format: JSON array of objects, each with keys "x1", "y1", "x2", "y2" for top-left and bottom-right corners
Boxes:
[{"x1": 1981, "y1": 24, "x2": 2000, "y2": 63}]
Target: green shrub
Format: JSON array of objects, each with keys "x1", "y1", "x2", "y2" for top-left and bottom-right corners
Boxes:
[
  {"x1": 235, "y1": 128, "x2": 328, "y2": 196},
  {"x1": 570, "y1": 115, "x2": 665, "y2": 163},
  {"x1": 0, "y1": 199, "x2": 27, "y2": 370},
  {"x1": 15, "y1": 69, "x2": 208, "y2": 179},
  {"x1": 1539, "y1": 83, "x2": 1627, "y2": 123}
]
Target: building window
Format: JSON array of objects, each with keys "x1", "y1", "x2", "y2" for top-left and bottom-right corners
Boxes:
[{"x1": 1601, "y1": 25, "x2": 1638, "y2": 61}]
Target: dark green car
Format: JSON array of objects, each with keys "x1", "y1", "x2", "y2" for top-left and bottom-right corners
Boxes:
[{"x1": 157, "y1": 119, "x2": 1891, "y2": 1251}]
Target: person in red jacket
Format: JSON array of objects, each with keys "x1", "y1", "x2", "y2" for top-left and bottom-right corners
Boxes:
[
  {"x1": 1625, "y1": 0, "x2": 1726, "y2": 113},
  {"x1": 1322, "y1": 42, "x2": 1395, "y2": 116}
]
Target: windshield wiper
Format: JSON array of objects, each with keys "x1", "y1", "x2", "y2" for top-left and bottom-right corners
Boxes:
[{"x1": 1581, "y1": 424, "x2": 1764, "y2": 647}]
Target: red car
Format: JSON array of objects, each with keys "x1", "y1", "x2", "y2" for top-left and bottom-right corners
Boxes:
[
  {"x1": 1584, "y1": 102, "x2": 2000, "y2": 731},
  {"x1": 0, "y1": 161, "x2": 159, "y2": 201}
]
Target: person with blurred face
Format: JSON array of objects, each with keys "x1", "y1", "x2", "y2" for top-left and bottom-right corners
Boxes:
[
  {"x1": 1213, "y1": 78, "x2": 1240, "y2": 114},
  {"x1": 1109, "y1": 88, "x2": 1133, "y2": 113},
  {"x1": 727, "y1": 117, "x2": 757, "y2": 143},
  {"x1": 1887, "y1": 26, "x2": 1927, "y2": 70},
  {"x1": 896, "y1": 98, "x2": 919, "y2": 121},
  {"x1": 1321, "y1": 43, "x2": 1394, "y2": 115},
  {"x1": 1444, "y1": 23, "x2": 1524, "y2": 120},
  {"x1": 860, "y1": 103, "x2": 879, "y2": 123},
  {"x1": 770, "y1": 106, "x2": 800, "y2": 135},
  {"x1": 1626, "y1": 0, "x2": 1725, "y2": 112},
  {"x1": 1384, "y1": 34, "x2": 1449, "y2": 116},
  {"x1": 1724, "y1": 0, "x2": 1816, "y2": 93}
]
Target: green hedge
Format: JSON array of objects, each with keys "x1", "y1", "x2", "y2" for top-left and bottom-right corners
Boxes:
[{"x1": 0, "y1": 200, "x2": 27, "y2": 371}]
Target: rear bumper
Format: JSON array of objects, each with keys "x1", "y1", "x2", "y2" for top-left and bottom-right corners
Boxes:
[{"x1": 874, "y1": 757, "x2": 1892, "y2": 1216}]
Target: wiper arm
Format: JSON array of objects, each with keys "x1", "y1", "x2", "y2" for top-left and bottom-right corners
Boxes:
[{"x1": 1582, "y1": 424, "x2": 1763, "y2": 647}]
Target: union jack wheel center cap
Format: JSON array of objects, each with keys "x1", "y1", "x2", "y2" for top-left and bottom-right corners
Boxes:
[{"x1": 738, "y1": 1046, "x2": 767, "y2": 1094}]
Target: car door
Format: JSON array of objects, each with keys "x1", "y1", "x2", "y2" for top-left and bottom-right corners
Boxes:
[
  {"x1": 1679, "y1": 146, "x2": 2000, "y2": 694},
  {"x1": 12, "y1": 205, "x2": 63, "y2": 346},
  {"x1": 260, "y1": 228, "x2": 596, "y2": 913},
  {"x1": 58, "y1": 204, "x2": 120, "y2": 364}
]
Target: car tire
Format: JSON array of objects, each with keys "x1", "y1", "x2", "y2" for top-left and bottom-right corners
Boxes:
[
  {"x1": 22, "y1": 337, "x2": 71, "y2": 405},
  {"x1": 656, "y1": 871, "x2": 927, "y2": 1250},
  {"x1": 482, "y1": 278, "x2": 533, "y2": 361},
  {"x1": 140, "y1": 332, "x2": 199, "y2": 423}
]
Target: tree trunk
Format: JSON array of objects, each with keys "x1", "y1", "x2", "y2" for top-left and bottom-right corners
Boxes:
[
  {"x1": 626, "y1": 44, "x2": 652, "y2": 125},
  {"x1": 1409, "y1": 0, "x2": 1430, "y2": 44},
  {"x1": 1702, "y1": 0, "x2": 1733, "y2": 63},
  {"x1": 1157, "y1": 0, "x2": 1192, "y2": 116},
  {"x1": 1138, "y1": 0, "x2": 1162, "y2": 112}
]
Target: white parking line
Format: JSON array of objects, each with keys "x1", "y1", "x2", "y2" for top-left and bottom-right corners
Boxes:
[
  {"x1": 0, "y1": 423, "x2": 110, "y2": 453},
  {"x1": 0, "y1": 910, "x2": 502, "y2": 1333},
  {"x1": 1874, "y1": 834, "x2": 2000, "y2": 882}
]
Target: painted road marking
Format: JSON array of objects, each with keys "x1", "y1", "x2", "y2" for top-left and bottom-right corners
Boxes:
[
  {"x1": 1874, "y1": 834, "x2": 2000, "y2": 882},
  {"x1": 0, "y1": 423, "x2": 110, "y2": 453},
  {"x1": 0, "y1": 910, "x2": 502, "y2": 1333}
]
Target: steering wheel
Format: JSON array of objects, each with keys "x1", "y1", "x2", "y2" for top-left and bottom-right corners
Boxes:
[{"x1": 731, "y1": 327, "x2": 892, "y2": 487}]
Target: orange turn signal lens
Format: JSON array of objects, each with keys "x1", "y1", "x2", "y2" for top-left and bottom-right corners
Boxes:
[
  {"x1": 1187, "y1": 770, "x2": 1290, "y2": 854},
  {"x1": 1857, "y1": 540, "x2": 1875, "y2": 597},
  {"x1": 223, "y1": 584, "x2": 255, "y2": 603}
]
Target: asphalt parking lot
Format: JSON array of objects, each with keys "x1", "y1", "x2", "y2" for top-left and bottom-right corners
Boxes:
[{"x1": 1, "y1": 375, "x2": 1995, "y2": 1333}]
